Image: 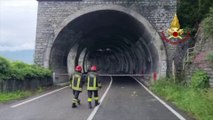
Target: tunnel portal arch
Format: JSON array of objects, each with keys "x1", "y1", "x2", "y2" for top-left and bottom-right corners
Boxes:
[{"x1": 45, "y1": 5, "x2": 167, "y2": 83}]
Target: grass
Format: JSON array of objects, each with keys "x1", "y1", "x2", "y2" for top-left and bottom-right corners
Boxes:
[
  {"x1": 151, "y1": 80, "x2": 213, "y2": 120},
  {"x1": 0, "y1": 87, "x2": 44, "y2": 103},
  {"x1": 0, "y1": 91, "x2": 32, "y2": 103}
]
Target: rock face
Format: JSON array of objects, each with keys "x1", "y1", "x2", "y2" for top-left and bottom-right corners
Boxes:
[{"x1": 184, "y1": 26, "x2": 213, "y2": 87}]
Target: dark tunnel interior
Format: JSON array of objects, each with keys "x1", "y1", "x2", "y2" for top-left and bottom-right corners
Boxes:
[{"x1": 50, "y1": 10, "x2": 159, "y2": 75}]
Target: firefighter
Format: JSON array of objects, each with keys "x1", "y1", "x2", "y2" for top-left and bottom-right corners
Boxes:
[
  {"x1": 86, "y1": 65, "x2": 101, "y2": 109},
  {"x1": 70, "y1": 65, "x2": 84, "y2": 108}
]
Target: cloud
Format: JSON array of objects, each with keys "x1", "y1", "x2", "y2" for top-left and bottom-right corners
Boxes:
[
  {"x1": 0, "y1": 0, "x2": 38, "y2": 51},
  {"x1": 1, "y1": 0, "x2": 37, "y2": 7},
  {"x1": 0, "y1": 43, "x2": 34, "y2": 51}
]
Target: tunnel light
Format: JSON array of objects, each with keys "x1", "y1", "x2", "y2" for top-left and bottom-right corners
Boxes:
[
  {"x1": 106, "y1": 48, "x2": 111, "y2": 51},
  {"x1": 97, "y1": 48, "x2": 111, "y2": 52},
  {"x1": 97, "y1": 49, "x2": 103, "y2": 52}
]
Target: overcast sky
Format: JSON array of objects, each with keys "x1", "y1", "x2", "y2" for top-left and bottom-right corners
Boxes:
[{"x1": 0, "y1": 0, "x2": 38, "y2": 51}]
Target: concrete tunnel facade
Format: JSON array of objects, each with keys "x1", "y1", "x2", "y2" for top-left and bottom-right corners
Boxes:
[
  {"x1": 35, "y1": 0, "x2": 178, "y2": 83},
  {"x1": 42, "y1": 5, "x2": 167, "y2": 83}
]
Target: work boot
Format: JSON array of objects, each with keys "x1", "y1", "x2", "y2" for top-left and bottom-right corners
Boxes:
[
  {"x1": 72, "y1": 103, "x2": 77, "y2": 108},
  {"x1": 77, "y1": 99, "x2": 81, "y2": 105},
  {"x1": 95, "y1": 100, "x2": 100, "y2": 106},
  {"x1": 88, "y1": 102, "x2": 92, "y2": 109}
]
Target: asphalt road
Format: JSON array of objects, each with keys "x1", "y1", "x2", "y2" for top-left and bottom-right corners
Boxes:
[
  {"x1": 94, "y1": 77, "x2": 183, "y2": 120},
  {"x1": 0, "y1": 76, "x2": 191, "y2": 120}
]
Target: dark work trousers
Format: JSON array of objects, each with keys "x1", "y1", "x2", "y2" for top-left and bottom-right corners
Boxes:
[
  {"x1": 73, "y1": 90, "x2": 81, "y2": 102},
  {"x1": 87, "y1": 90, "x2": 99, "y2": 101}
]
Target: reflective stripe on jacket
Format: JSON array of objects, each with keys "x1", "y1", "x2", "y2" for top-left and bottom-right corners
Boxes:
[
  {"x1": 71, "y1": 73, "x2": 82, "y2": 91},
  {"x1": 87, "y1": 73, "x2": 98, "y2": 90}
]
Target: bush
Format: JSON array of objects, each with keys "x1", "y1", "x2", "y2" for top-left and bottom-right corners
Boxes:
[
  {"x1": 0, "y1": 57, "x2": 10, "y2": 73},
  {"x1": 12, "y1": 62, "x2": 52, "y2": 80},
  {"x1": 0, "y1": 57, "x2": 11, "y2": 80},
  {"x1": 10, "y1": 61, "x2": 28, "y2": 80},
  {"x1": 0, "y1": 56, "x2": 52, "y2": 81},
  {"x1": 191, "y1": 70, "x2": 209, "y2": 89},
  {"x1": 178, "y1": 0, "x2": 213, "y2": 29},
  {"x1": 203, "y1": 7, "x2": 213, "y2": 37},
  {"x1": 0, "y1": 56, "x2": 52, "y2": 92}
]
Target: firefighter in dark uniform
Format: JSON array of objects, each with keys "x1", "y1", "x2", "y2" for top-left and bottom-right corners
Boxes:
[
  {"x1": 86, "y1": 65, "x2": 101, "y2": 109},
  {"x1": 70, "y1": 65, "x2": 84, "y2": 108}
]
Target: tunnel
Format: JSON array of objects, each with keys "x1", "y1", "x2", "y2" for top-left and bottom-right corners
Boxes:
[{"x1": 46, "y1": 6, "x2": 166, "y2": 83}]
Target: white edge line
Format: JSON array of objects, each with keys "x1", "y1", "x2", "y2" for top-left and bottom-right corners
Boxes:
[
  {"x1": 11, "y1": 86, "x2": 69, "y2": 108},
  {"x1": 132, "y1": 77, "x2": 186, "y2": 120},
  {"x1": 87, "y1": 76, "x2": 113, "y2": 120}
]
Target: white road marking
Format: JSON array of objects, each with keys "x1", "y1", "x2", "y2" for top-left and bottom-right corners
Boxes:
[
  {"x1": 87, "y1": 77, "x2": 113, "y2": 120},
  {"x1": 133, "y1": 78, "x2": 186, "y2": 120},
  {"x1": 11, "y1": 86, "x2": 69, "y2": 108}
]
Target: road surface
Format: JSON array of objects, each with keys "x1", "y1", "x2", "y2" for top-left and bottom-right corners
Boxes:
[{"x1": 0, "y1": 77, "x2": 191, "y2": 120}]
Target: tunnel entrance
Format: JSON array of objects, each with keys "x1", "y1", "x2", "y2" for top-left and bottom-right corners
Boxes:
[{"x1": 46, "y1": 5, "x2": 166, "y2": 83}]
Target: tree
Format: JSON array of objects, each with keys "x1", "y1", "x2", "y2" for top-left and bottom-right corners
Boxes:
[
  {"x1": 177, "y1": 0, "x2": 213, "y2": 31},
  {"x1": 203, "y1": 7, "x2": 213, "y2": 37}
]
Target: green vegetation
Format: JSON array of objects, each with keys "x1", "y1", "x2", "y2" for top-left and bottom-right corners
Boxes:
[
  {"x1": 203, "y1": 7, "x2": 213, "y2": 37},
  {"x1": 0, "y1": 56, "x2": 52, "y2": 81},
  {"x1": 151, "y1": 71, "x2": 213, "y2": 120},
  {"x1": 0, "y1": 87, "x2": 44, "y2": 103},
  {"x1": 176, "y1": 0, "x2": 213, "y2": 46},
  {"x1": 0, "y1": 91, "x2": 31, "y2": 103},
  {"x1": 0, "y1": 56, "x2": 52, "y2": 92},
  {"x1": 158, "y1": 1, "x2": 213, "y2": 118},
  {"x1": 207, "y1": 51, "x2": 213, "y2": 64},
  {"x1": 0, "y1": 57, "x2": 11, "y2": 80},
  {"x1": 178, "y1": 0, "x2": 213, "y2": 31},
  {"x1": 191, "y1": 70, "x2": 209, "y2": 89},
  {"x1": 0, "y1": 56, "x2": 51, "y2": 101}
]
